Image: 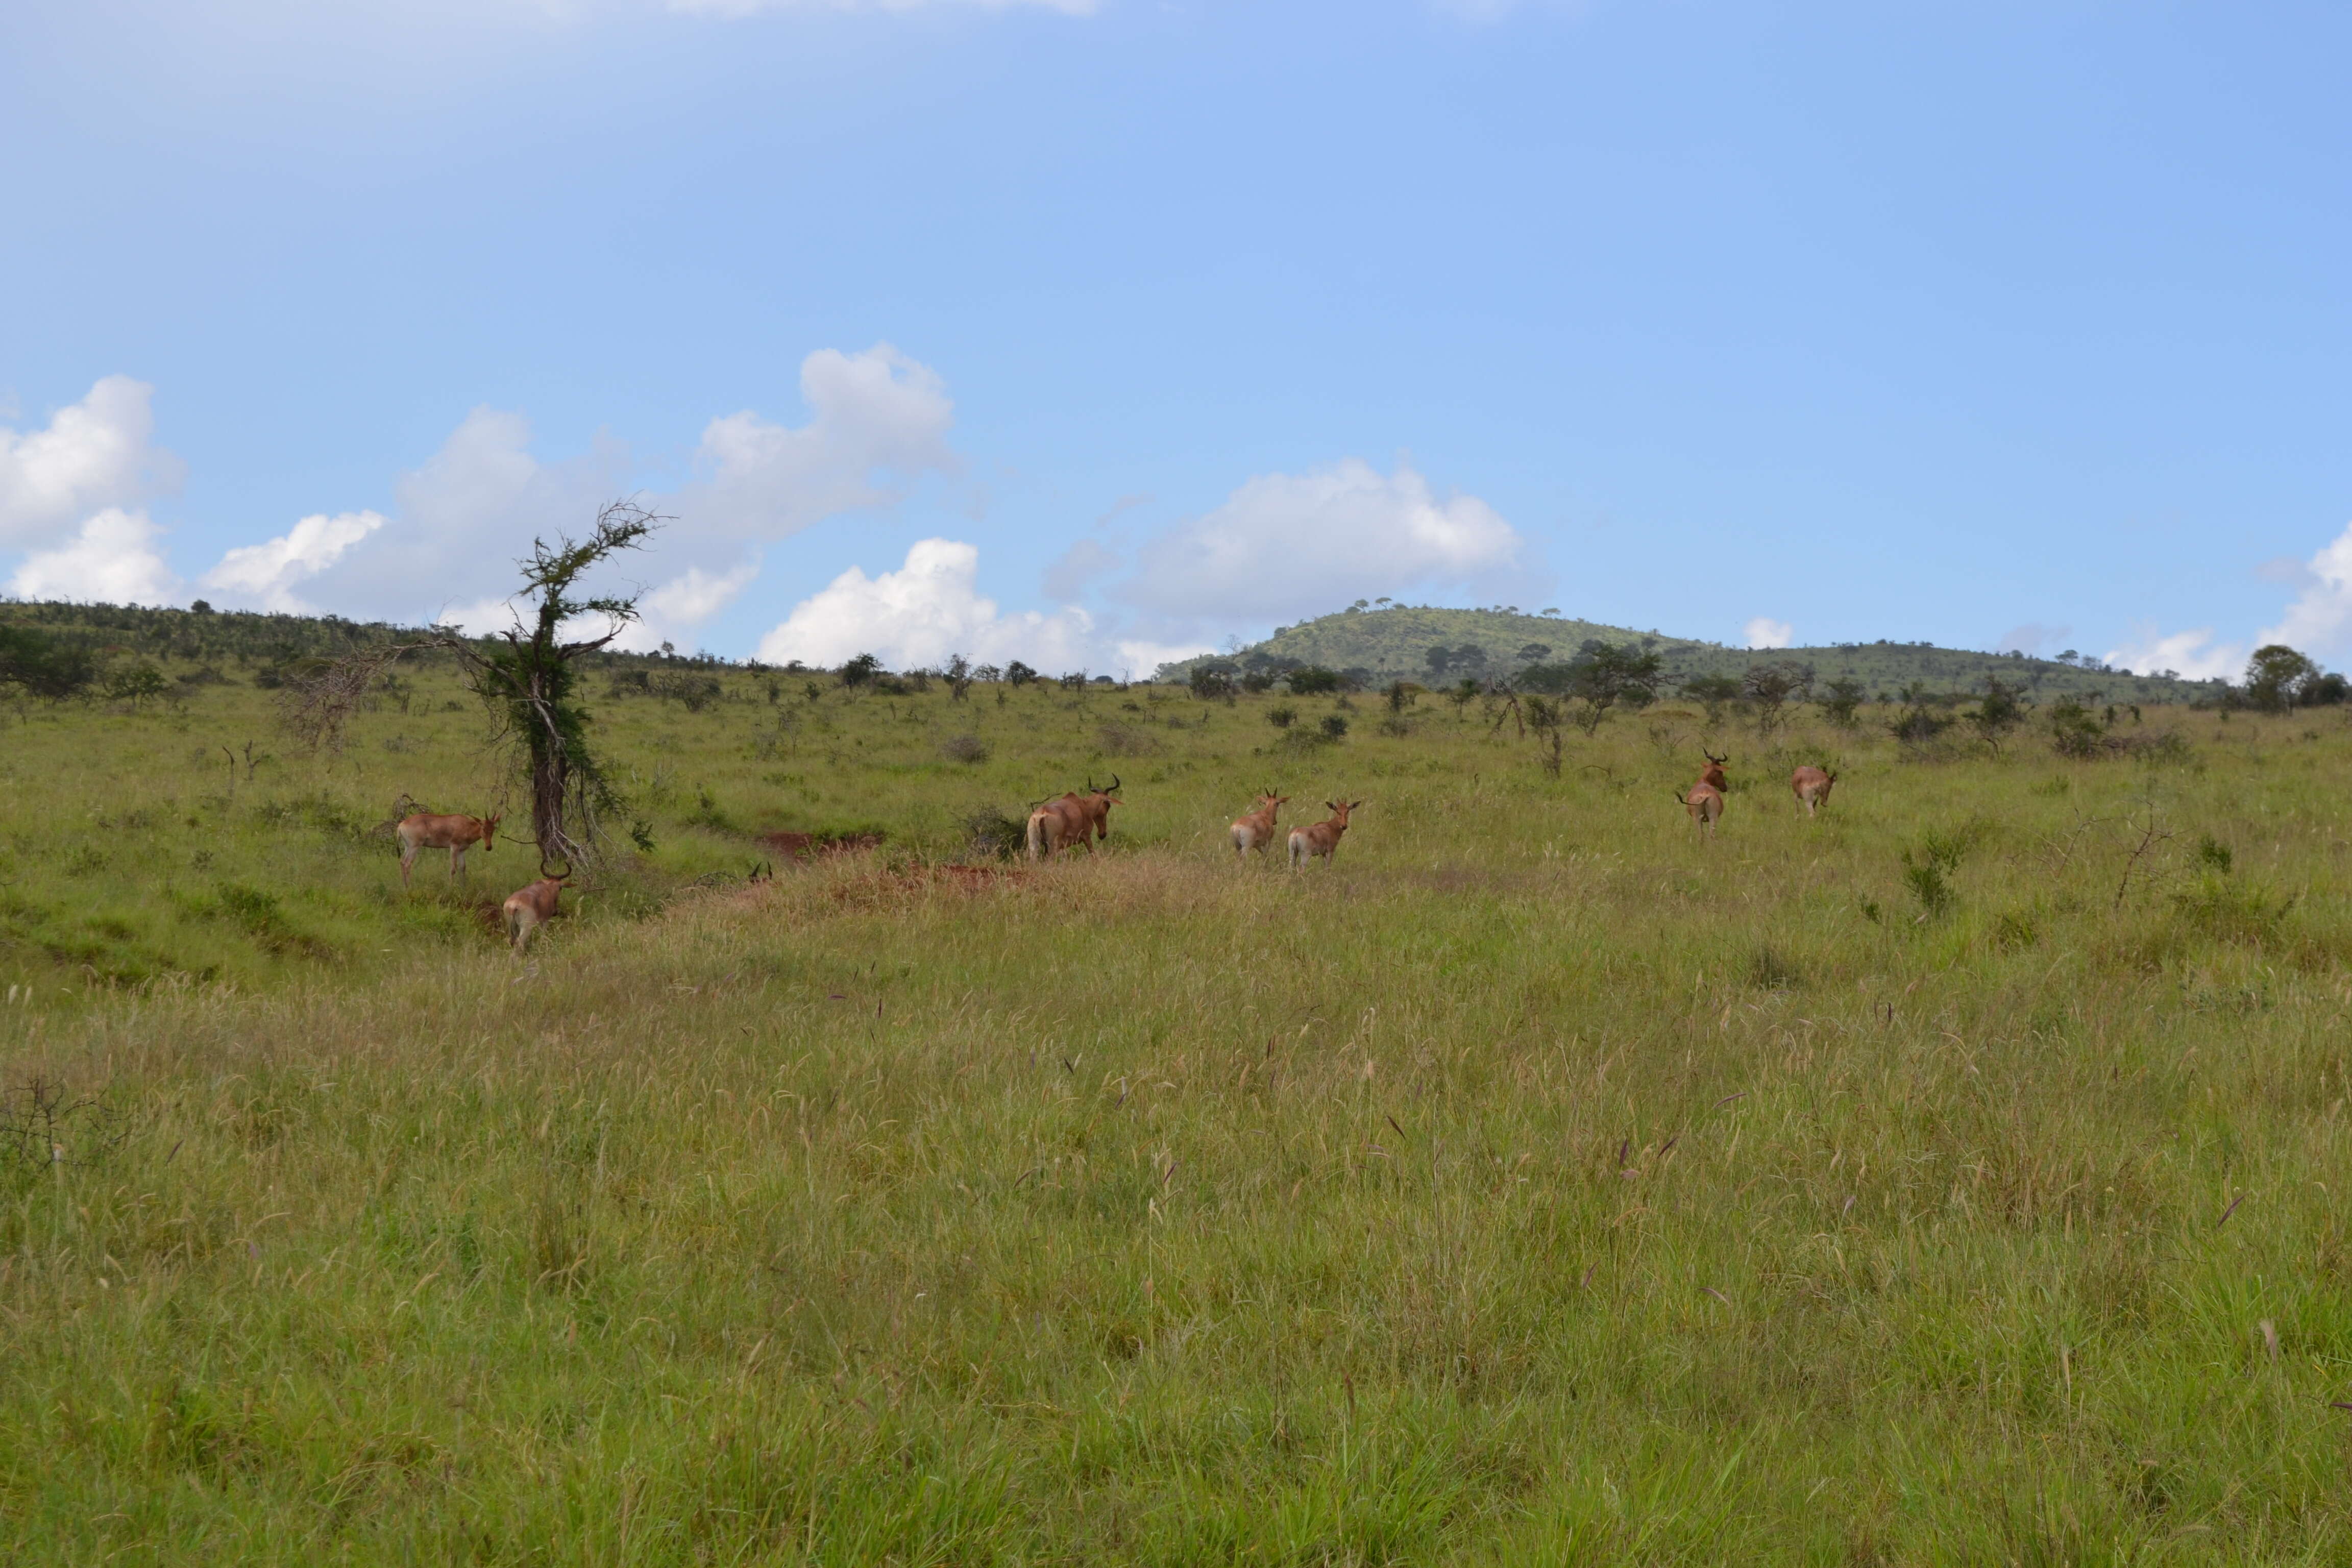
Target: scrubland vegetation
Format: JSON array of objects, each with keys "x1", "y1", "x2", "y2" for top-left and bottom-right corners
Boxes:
[{"x1": 8, "y1": 630, "x2": 2352, "y2": 1561}]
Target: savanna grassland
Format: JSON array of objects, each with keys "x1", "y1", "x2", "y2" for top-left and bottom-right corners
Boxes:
[{"x1": 8, "y1": 660, "x2": 2352, "y2": 1563}]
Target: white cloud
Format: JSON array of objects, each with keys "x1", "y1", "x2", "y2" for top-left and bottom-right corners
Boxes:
[
  {"x1": 2254, "y1": 521, "x2": 2352, "y2": 658},
  {"x1": 1743, "y1": 616, "x2": 1793, "y2": 650},
  {"x1": 200, "y1": 509, "x2": 386, "y2": 612},
  {"x1": 8, "y1": 508, "x2": 181, "y2": 604},
  {"x1": 2103, "y1": 626, "x2": 2244, "y2": 682},
  {"x1": 0, "y1": 376, "x2": 183, "y2": 549},
  {"x1": 689, "y1": 344, "x2": 957, "y2": 541},
  {"x1": 1119, "y1": 457, "x2": 1526, "y2": 624},
  {"x1": 756, "y1": 537, "x2": 1114, "y2": 671},
  {"x1": 2105, "y1": 519, "x2": 2352, "y2": 681}
]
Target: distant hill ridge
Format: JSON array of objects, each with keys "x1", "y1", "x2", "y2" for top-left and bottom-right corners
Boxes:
[{"x1": 1156, "y1": 604, "x2": 2227, "y2": 704}]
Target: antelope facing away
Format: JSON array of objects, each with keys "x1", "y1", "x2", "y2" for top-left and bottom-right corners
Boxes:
[
  {"x1": 397, "y1": 811, "x2": 501, "y2": 887},
  {"x1": 1680, "y1": 751, "x2": 1728, "y2": 838},
  {"x1": 502, "y1": 868, "x2": 568, "y2": 954},
  {"x1": 1229, "y1": 792, "x2": 1289, "y2": 860},
  {"x1": 1791, "y1": 765, "x2": 1837, "y2": 818},
  {"x1": 1025, "y1": 795, "x2": 1091, "y2": 861},
  {"x1": 1288, "y1": 800, "x2": 1362, "y2": 870}
]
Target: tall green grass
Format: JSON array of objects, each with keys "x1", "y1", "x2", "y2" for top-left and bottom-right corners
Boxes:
[{"x1": 5, "y1": 671, "x2": 2352, "y2": 1559}]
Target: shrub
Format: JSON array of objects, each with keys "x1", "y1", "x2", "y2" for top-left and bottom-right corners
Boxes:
[
  {"x1": 940, "y1": 734, "x2": 991, "y2": 766},
  {"x1": 963, "y1": 806, "x2": 1027, "y2": 861},
  {"x1": 1286, "y1": 667, "x2": 1342, "y2": 695},
  {"x1": 2049, "y1": 697, "x2": 2106, "y2": 758},
  {"x1": 1266, "y1": 705, "x2": 1297, "y2": 730},
  {"x1": 1319, "y1": 714, "x2": 1349, "y2": 741},
  {"x1": 1818, "y1": 678, "x2": 1867, "y2": 728},
  {"x1": 840, "y1": 653, "x2": 883, "y2": 688}
]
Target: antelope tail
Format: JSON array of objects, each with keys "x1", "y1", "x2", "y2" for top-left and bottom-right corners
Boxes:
[{"x1": 1025, "y1": 811, "x2": 1046, "y2": 862}]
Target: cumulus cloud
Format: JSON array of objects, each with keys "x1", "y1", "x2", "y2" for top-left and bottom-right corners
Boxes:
[
  {"x1": 688, "y1": 345, "x2": 956, "y2": 541},
  {"x1": 1118, "y1": 457, "x2": 1526, "y2": 625},
  {"x1": 2105, "y1": 519, "x2": 2352, "y2": 681},
  {"x1": 200, "y1": 509, "x2": 386, "y2": 612},
  {"x1": 0, "y1": 376, "x2": 184, "y2": 549},
  {"x1": 756, "y1": 538, "x2": 1144, "y2": 672},
  {"x1": 2103, "y1": 626, "x2": 2245, "y2": 682},
  {"x1": 1743, "y1": 616, "x2": 1793, "y2": 650},
  {"x1": 2252, "y1": 521, "x2": 2352, "y2": 658},
  {"x1": 7, "y1": 508, "x2": 181, "y2": 604}
]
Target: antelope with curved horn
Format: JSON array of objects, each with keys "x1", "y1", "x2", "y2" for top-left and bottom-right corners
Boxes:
[
  {"x1": 502, "y1": 865, "x2": 569, "y2": 953},
  {"x1": 1074, "y1": 774, "x2": 1122, "y2": 848},
  {"x1": 396, "y1": 810, "x2": 501, "y2": 887},
  {"x1": 1287, "y1": 799, "x2": 1362, "y2": 870},
  {"x1": 1229, "y1": 792, "x2": 1289, "y2": 861},
  {"x1": 1791, "y1": 764, "x2": 1838, "y2": 818}
]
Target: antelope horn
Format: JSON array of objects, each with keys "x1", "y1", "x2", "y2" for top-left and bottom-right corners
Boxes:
[{"x1": 1107, "y1": 774, "x2": 1121, "y2": 794}]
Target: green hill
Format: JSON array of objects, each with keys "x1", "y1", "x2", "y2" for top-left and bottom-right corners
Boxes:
[{"x1": 1157, "y1": 604, "x2": 2228, "y2": 704}]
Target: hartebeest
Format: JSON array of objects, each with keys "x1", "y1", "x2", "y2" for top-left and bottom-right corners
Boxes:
[
  {"x1": 1025, "y1": 795, "x2": 1091, "y2": 861},
  {"x1": 1679, "y1": 751, "x2": 1728, "y2": 838},
  {"x1": 1680, "y1": 781, "x2": 1725, "y2": 836},
  {"x1": 1025, "y1": 776, "x2": 1121, "y2": 861},
  {"x1": 502, "y1": 867, "x2": 568, "y2": 954},
  {"x1": 1287, "y1": 800, "x2": 1362, "y2": 869},
  {"x1": 1229, "y1": 792, "x2": 1289, "y2": 860},
  {"x1": 1071, "y1": 775, "x2": 1121, "y2": 847},
  {"x1": 1791, "y1": 764, "x2": 1837, "y2": 818},
  {"x1": 396, "y1": 810, "x2": 501, "y2": 887}
]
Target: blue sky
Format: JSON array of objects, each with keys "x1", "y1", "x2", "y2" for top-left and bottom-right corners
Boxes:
[{"x1": 4, "y1": 0, "x2": 2348, "y2": 680}]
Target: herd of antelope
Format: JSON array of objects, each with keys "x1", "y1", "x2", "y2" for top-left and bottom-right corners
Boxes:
[{"x1": 395, "y1": 753, "x2": 1837, "y2": 954}]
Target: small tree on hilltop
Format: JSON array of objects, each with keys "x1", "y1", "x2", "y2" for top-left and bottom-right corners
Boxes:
[
  {"x1": 2244, "y1": 644, "x2": 2319, "y2": 714},
  {"x1": 440, "y1": 499, "x2": 663, "y2": 865}
]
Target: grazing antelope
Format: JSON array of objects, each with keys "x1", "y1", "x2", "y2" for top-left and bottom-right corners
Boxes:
[
  {"x1": 396, "y1": 811, "x2": 501, "y2": 887},
  {"x1": 1229, "y1": 792, "x2": 1289, "y2": 860},
  {"x1": 1288, "y1": 800, "x2": 1362, "y2": 870},
  {"x1": 1791, "y1": 764, "x2": 1837, "y2": 818},
  {"x1": 501, "y1": 867, "x2": 568, "y2": 954}
]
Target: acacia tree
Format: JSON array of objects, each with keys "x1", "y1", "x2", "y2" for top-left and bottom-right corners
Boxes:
[{"x1": 440, "y1": 500, "x2": 663, "y2": 864}]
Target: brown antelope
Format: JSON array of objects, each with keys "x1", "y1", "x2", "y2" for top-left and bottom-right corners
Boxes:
[
  {"x1": 1679, "y1": 781, "x2": 1725, "y2": 836},
  {"x1": 1679, "y1": 751, "x2": 1728, "y2": 838},
  {"x1": 1229, "y1": 792, "x2": 1289, "y2": 860},
  {"x1": 1071, "y1": 775, "x2": 1121, "y2": 847},
  {"x1": 1025, "y1": 795, "x2": 1092, "y2": 861},
  {"x1": 1791, "y1": 764, "x2": 1837, "y2": 817},
  {"x1": 1287, "y1": 800, "x2": 1362, "y2": 869},
  {"x1": 501, "y1": 867, "x2": 568, "y2": 954},
  {"x1": 396, "y1": 810, "x2": 501, "y2": 887}
]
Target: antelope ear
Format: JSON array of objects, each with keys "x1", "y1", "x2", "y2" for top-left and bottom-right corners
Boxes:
[{"x1": 1326, "y1": 801, "x2": 1339, "y2": 812}]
